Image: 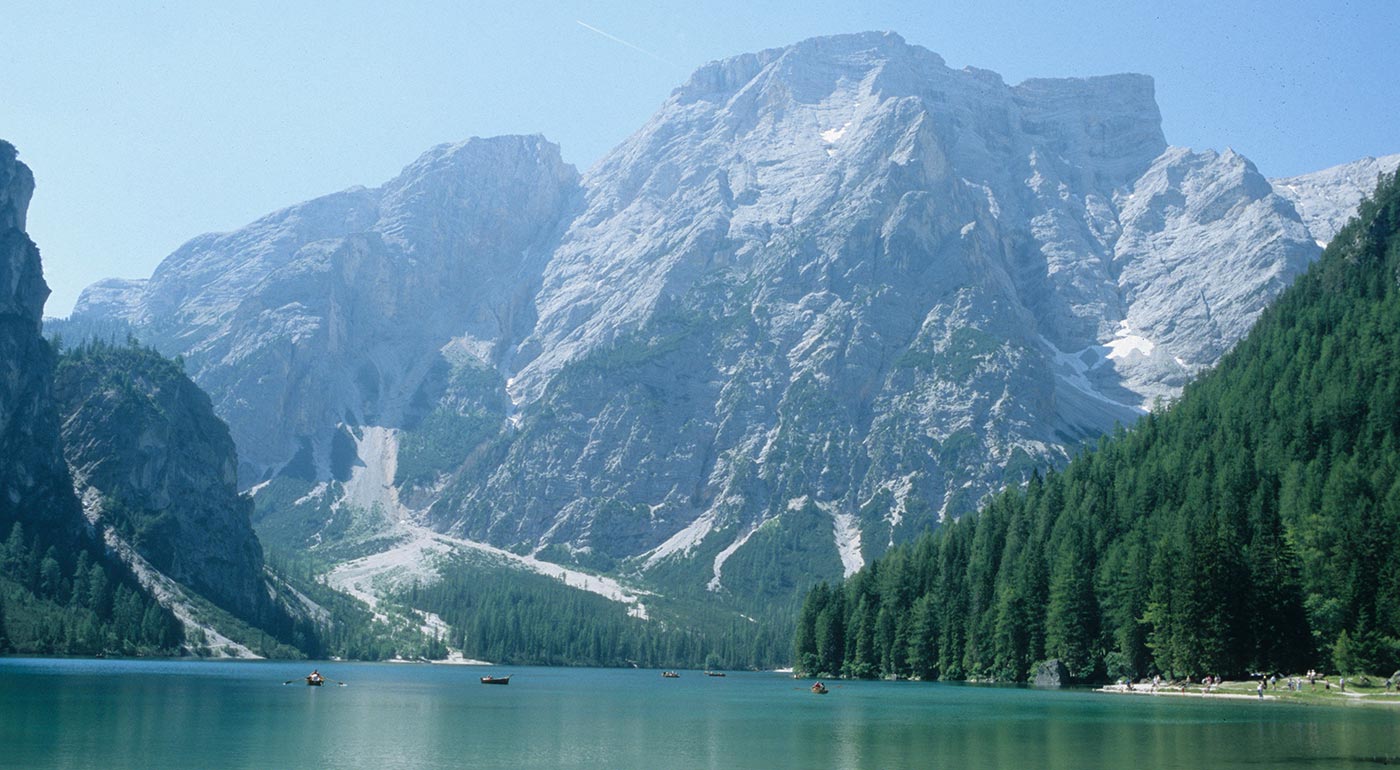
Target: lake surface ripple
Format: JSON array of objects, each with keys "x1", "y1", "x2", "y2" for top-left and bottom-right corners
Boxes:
[{"x1": 2, "y1": 659, "x2": 1398, "y2": 769}]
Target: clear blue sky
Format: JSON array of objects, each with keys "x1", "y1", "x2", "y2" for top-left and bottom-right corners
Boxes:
[{"x1": 4, "y1": 0, "x2": 1397, "y2": 317}]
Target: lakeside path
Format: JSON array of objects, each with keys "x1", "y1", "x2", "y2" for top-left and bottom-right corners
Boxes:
[
  {"x1": 1097, "y1": 680, "x2": 1400, "y2": 706},
  {"x1": 1096, "y1": 684, "x2": 1278, "y2": 701}
]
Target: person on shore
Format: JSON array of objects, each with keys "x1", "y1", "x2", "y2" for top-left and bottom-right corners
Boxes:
[{"x1": 1257, "y1": 680, "x2": 1265, "y2": 699}]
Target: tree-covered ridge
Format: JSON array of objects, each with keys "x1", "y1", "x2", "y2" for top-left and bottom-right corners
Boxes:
[
  {"x1": 50, "y1": 337, "x2": 330, "y2": 649},
  {"x1": 794, "y1": 171, "x2": 1400, "y2": 682}
]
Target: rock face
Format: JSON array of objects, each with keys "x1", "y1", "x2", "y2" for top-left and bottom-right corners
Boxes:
[
  {"x1": 0, "y1": 141, "x2": 83, "y2": 535},
  {"x1": 71, "y1": 33, "x2": 1366, "y2": 608},
  {"x1": 1272, "y1": 154, "x2": 1400, "y2": 245},
  {"x1": 1033, "y1": 658, "x2": 1070, "y2": 687},
  {"x1": 4, "y1": 140, "x2": 312, "y2": 653},
  {"x1": 83, "y1": 136, "x2": 580, "y2": 487},
  {"x1": 429, "y1": 33, "x2": 1316, "y2": 597},
  {"x1": 52, "y1": 342, "x2": 275, "y2": 623}
]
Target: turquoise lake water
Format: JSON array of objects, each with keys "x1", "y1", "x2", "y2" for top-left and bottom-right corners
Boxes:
[{"x1": 1, "y1": 658, "x2": 1398, "y2": 769}]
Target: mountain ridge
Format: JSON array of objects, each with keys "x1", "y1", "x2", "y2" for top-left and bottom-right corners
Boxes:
[{"x1": 62, "y1": 33, "x2": 1386, "y2": 617}]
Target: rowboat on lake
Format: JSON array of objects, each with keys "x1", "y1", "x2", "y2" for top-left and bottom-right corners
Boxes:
[
  {"x1": 481, "y1": 675, "x2": 511, "y2": 685},
  {"x1": 662, "y1": 671, "x2": 680, "y2": 678}
]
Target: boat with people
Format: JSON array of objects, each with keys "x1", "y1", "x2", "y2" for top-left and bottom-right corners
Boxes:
[
  {"x1": 662, "y1": 671, "x2": 680, "y2": 678},
  {"x1": 282, "y1": 669, "x2": 341, "y2": 687},
  {"x1": 480, "y1": 675, "x2": 511, "y2": 685},
  {"x1": 705, "y1": 671, "x2": 726, "y2": 677},
  {"x1": 811, "y1": 682, "x2": 829, "y2": 694}
]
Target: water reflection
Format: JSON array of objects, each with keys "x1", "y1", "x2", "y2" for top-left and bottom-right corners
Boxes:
[{"x1": 2, "y1": 661, "x2": 1399, "y2": 769}]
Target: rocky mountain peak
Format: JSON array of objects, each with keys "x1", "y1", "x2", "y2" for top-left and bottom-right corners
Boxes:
[
  {"x1": 1, "y1": 141, "x2": 47, "y2": 325},
  {"x1": 511, "y1": 36, "x2": 1169, "y2": 403},
  {"x1": 0, "y1": 141, "x2": 36, "y2": 234},
  {"x1": 0, "y1": 141, "x2": 77, "y2": 537},
  {"x1": 1272, "y1": 153, "x2": 1400, "y2": 245},
  {"x1": 62, "y1": 36, "x2": 1381, "y2": 612},
  {"x1": 72, "y1": 134, "x2": 582, "y2": 484}
]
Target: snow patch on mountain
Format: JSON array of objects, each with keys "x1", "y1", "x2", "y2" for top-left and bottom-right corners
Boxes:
[
  {"x1": 1105, "y1": 321, "x2": 1156, "y2": 360},
  {"x1": 1043, "y1": 335, "x2": 1146, "y2": 413}
]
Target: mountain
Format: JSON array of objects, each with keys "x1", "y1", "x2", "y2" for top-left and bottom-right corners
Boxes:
[
  {"x1": 0, "y1": 142, "x2": 78, "y2": 537},
  {"x1": 71, "y1": 33, "x2": 1373, "y2": 620},
  {"x1": 0, "y1": 141, "x2": 185, "y2": 655},
  {"x1": 74, "y1": 136, "x2": 579, "y2": 488},
  {"x1": 1273, "y1": 153, "x2": 1400, "y2": 245},
  {"x1": 794, "y1": 169, "x2": 1400, "y2": 682},
  {"x1": 52, "y1": 340, "x2": 305, "y2": 638},
  {"x1": 2, "y1": 141, "x2": 325, "y2": 657}
]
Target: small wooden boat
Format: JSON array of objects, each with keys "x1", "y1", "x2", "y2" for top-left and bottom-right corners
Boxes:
[
  {"x1": 705, "y1": 671, "x2": 726, "y2": 677},
  {"x1": 306, "y1": 679, "x2": 324, "y2": 686},
  {"x1": 480, "y1": 675, "x2": 511, "y2": 685},
  {"x1": 811, "y1": 682, "x2": 828, "y2": 694},
  {"x1": 662, "y1": 671, "x2": 680, "y2": 678}
]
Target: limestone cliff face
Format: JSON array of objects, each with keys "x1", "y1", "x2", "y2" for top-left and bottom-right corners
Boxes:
[
  {"x1": 80, "y1": 136, "x2": 581, "y2": 487},
  {"x1": 7, "y1": 141, "x2": 310, "y2": 653},
  {"x1": 1272, "y1": 153, "x2": 1400, "y2": 245},
  {"x1": 70, "y1": 34, "x2": 1371, "y2": 605},
  {"x1": 0, "y1": 141, "x2": 82, "y2": 534},
  {"x1": 53, "y1": 342, "x2": 273, "y2": 623},
  {"x1": 432, "y1": 33, "x2": 1318, "y2": 592}
]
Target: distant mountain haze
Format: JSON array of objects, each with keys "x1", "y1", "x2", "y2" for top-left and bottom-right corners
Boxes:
[{"x1": 65, "y1": 33, "x2": 1393, "y2": 614}]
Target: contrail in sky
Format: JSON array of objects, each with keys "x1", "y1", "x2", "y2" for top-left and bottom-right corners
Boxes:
[{"x1": 575, "y1": 20, "x2": 676, "y2": 66}]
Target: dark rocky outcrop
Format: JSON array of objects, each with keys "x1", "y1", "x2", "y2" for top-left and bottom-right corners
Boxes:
[
  {"x1": 4, "y1": 141, "x2": 312, "y2": 655},
  {"x1": 53, "y1": 341, "x2": 274, "y2": 624},
  {"x1": 1033, "y1": 659, "x2": 1071, "y2": 688},
  {"x1": 0, "y1": 140, "x2": 83, "y2": 537}
]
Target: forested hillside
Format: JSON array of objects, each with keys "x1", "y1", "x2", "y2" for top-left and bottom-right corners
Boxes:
[
  {"x1": 0, "y1": 521, "x2": 183, "y2": 655},
  {"x1": 794, "y1": 171, "x2": 1400, "y2": 683}
]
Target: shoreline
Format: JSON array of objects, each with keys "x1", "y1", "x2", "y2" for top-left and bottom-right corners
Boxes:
[
  {"x1": 1096, "y1": 684, "x2": 1278, "y2": 701},
  {"x1": 1096, "y1": 681, "x2": 1400, "y2": 707}
]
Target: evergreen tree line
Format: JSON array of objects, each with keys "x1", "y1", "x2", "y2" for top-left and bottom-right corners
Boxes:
[
  {"x1": 794, "y1": 171, "x2": 1400, "y2": 683},
  {"x1": 0, "y1": 522, "x2": 183, "y2": 655},
  {"x1": 412, "y1": 560, "x2": 791, "y2": 669}
]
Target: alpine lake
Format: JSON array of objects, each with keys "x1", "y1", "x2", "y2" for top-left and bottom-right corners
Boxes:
[{"x1": 2, "y1": 658, "x2": 1398, "y2": 769}]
